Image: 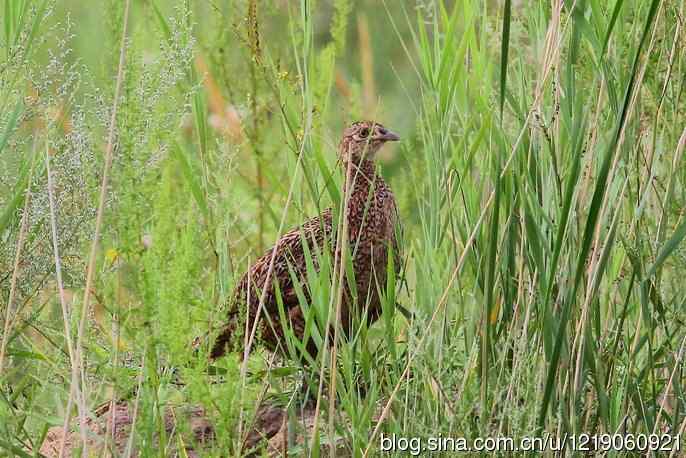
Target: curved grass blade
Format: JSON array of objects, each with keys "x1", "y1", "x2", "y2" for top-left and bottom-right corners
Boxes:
[{"x1": 645, "y1": 215, "x2": 686, "y2": 279}]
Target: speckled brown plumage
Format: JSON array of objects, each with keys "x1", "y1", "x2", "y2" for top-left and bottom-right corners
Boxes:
[{"x1": 211, "y1": 120, "x2": 401, "y2": 359}]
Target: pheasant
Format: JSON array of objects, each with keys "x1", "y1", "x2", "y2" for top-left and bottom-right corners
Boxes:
[{"x1": 211, "y1": 120, "x2": 401, "y2": 360}]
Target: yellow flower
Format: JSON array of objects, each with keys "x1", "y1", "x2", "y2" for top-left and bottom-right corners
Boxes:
[{"x1": 105, "y1": 248, "x2": 119, "y2": 264}]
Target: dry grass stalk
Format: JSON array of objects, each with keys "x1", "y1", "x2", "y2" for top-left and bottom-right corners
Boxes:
[
  {"x1": 0, "y1": 146, "x2": 38, "y2": 374},
  {"x1": 195, "y1": 54, "x2": 244, "y2": 142},
  {"x1": 70, "y1": 0, "x2": 132, "y2": 454},
  {"x1": 357, "y1": 13, "x2": 376, "y2": 114},
  {"x1": 43, "y1": 137, "x2": 80, "y2": 458},
  {"x1": 235, "y1": 115, "x2": 315, "y2": 456}
]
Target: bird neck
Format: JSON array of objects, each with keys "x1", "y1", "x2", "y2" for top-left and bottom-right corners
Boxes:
[
  {"x1": 342, "y1": 158, "x2": 378, "y2": 194},
  {"x1": 343, "y1": 160, "x2": 383, "y2": 229}
]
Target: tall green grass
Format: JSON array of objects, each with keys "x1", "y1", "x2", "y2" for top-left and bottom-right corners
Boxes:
[{"x1": 0, "y1": 0, "x2": 685, "y2": 456}]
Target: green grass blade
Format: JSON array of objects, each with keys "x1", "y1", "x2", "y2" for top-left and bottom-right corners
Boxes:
[
  {"x1": 0, "y1": 101, "x2": 23, "y2": 155},
  {"x1": 645, "y1": 215, "x2": 686, "y2": 279},
  {"x1": 499, "y1": 0, "x2": 511, "y2": 121},
  {"x1": 171, "y1": 141, "x2": 209, "y2": 223},
  {"x1": 602, "y1": 0, "x2": 625, "y2": 54}
]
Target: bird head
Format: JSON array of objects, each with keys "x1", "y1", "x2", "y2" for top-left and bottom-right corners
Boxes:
[{"x1": 339, "y1": 120, "x2": 400, "y2": 163}]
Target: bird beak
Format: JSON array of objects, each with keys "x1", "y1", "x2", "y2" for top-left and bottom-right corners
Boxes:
[{"x1": 377, "y1": 129, "x2": 400, "y2": 142}]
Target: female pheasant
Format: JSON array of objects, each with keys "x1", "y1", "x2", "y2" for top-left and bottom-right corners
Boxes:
[{"x1": 211, "y1": 120, "x2": 401, "y2": 359}]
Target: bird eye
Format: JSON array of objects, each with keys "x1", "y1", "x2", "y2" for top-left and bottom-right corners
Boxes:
[{"x1": 359, "y1": 127, "x2": 369, "y2": 138}]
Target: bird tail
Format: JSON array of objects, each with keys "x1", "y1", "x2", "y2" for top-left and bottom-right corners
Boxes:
[{"x1": 210, "y1": 311, "x2": 242, "y2": 359}]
